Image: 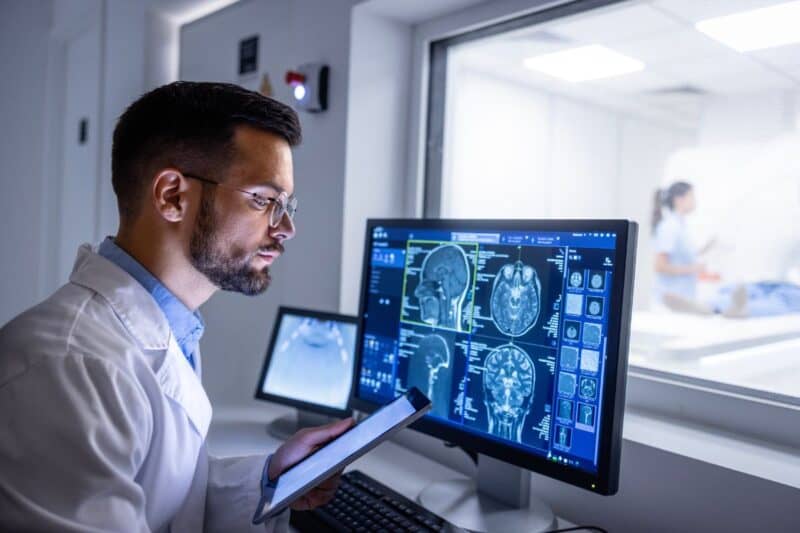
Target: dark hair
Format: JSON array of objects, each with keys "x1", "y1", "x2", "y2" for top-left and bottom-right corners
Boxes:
[
  {"x1": 111, "y1": 81, "x2": 301, "y2": 220},
  {"x1": 652, "y1": 181, "x2": 692, "y2": 232}
]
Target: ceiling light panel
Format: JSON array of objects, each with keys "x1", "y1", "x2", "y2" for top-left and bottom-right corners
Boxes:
[
  {"x1": 523, "y1": 45, "x2": 645, "y2": 82},
  {"x1": 696, "y1": 1, "x2": 800, "y2": 52}
]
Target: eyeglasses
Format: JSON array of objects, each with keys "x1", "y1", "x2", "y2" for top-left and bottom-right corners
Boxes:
[{"x1": 183, "y1": 173, "x2": 297, "y2": 228}]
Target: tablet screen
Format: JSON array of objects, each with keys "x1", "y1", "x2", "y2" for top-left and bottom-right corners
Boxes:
[{"x1": 257, "y1": 388, "x2": 430, "y2": 520}]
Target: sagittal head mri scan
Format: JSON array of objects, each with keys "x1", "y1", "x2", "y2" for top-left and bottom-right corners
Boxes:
[
  {"x1": 413, "y1": 244, "x2": 470, "y2": 330},
  {"x1": 483, "y1": 344, "x2": 535, "y2": 442}
]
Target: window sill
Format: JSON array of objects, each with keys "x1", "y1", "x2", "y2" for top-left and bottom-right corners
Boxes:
[{"x1": 623, "y1": 407, "x2": 800, "y2": 490}]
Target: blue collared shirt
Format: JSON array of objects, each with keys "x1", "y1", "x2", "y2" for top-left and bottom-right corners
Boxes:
[{"x1": 98, "y1": 237, "x2": 204, "y2": 370}]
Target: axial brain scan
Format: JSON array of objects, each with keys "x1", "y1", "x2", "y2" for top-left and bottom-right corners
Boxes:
[
  {"x1": 413, "y1": 244, "x2": 470, "y2": 330},
  {"x1": 490, "y1": 261, "x2": 542, "y2": 337},
  {"x1": 482, "y1": 344, "x2": 535, "y2": 442}
]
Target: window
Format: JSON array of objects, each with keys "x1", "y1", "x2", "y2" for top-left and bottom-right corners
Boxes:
[{"x1": 426, "y1": 0, "x2": 800, "y2": 401}]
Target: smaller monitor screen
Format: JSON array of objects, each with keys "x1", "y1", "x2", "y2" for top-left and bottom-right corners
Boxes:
[{"x1": 257, "y1": 307, "x2": 358, "y2": 414}]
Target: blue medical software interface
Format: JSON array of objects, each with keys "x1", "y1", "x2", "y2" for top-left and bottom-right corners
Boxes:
[{"x1": 357, "y1": 226, "x2": 618, "y2": 474}]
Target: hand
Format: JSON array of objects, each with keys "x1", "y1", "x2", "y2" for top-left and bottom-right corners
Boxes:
[
  {"x1": 269, "y1": 417, "x2": 355, "y2": 510},
  {"x1": 690, "y1": 263, "x2": 706, "y2": 275}
]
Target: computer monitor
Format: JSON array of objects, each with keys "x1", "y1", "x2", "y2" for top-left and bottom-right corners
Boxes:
[
  {"x1": 352, "y1": 219, "x2": 637, "y2": 531},
  {"x1": 256, "y1": 306, "x2": 359, "y2": 438}
]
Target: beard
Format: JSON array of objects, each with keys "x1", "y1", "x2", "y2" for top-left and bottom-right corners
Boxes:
[{"x1": 189, "y1": 190, "x2": 274, "y2": 296}]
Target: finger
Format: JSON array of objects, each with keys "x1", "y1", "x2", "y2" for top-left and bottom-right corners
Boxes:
[
  {"x1": 299, "y1": 417, "x2": 355, "y2": 447},
  {"x1": 315, "y1": 473, "x2": 342, "y2": 492},
  {"x1": 302, "y1": 487, "x2": 338, "y2": 508}
]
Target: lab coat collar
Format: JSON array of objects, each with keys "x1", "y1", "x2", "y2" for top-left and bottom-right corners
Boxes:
[
  {"x1": 69, "y1": 243, "x2": 212, "y2": 438},
  {"x1": 70, "y1": 243, "x2": 170, "y2": 350}
]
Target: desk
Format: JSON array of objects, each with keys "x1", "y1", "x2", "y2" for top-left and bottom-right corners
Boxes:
[{"x1": 208, "y1": 404, "x2": 574, "y2": 532}]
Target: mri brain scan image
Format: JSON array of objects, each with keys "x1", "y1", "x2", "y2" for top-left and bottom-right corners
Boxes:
[
  {"x1": 482, "y1": 344, "x2": 535, "y2": 443},
  {"x1": 490, "y1": 261, "x2": 542, "y2": 337},
  {"x1": 413, "y1": 245, "x2": 470, "y2": 330},
  {"x1": 569, "y1": 271, "x2": 584, "y2": 288},
  {"x1": 416, "y1": 334, "x2": 451, "y2": 401},
  {"x1": 589, "y1": 270, "x2": 605, "y2": 290}
]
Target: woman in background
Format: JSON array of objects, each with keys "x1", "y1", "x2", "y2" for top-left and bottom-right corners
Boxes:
[{"x1": 651, "y1": 181, "x2": 714, "y2": 307}]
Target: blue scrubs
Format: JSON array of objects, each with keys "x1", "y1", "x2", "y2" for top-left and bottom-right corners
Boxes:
[{"x1": 653, "y1": 212, "x2": 697, "y2": 303}]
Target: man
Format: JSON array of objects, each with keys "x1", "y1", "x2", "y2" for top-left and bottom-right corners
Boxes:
[{"x1": 0, "y1": 82, "x2": 352, "y2": 531}]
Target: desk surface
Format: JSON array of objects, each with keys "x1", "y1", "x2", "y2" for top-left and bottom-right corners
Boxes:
[{"x1": 207, "y1": 404, "x2": 572, "y2": 531}]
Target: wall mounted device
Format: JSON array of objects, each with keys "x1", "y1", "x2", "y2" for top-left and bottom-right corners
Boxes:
[{"x1": 285, "y1": 62, "x2": 329, "y2": 113}]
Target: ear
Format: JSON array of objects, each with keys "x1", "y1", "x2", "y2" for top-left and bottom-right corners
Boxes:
[{"x1": 152, "y1": 169, "x2": 190, "y2": 222}]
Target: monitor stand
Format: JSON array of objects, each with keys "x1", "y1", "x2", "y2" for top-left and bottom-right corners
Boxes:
[
  {"x1": 417, "y1": 454, "x2": 556, "y2": 533},
  {"x1": 266, "y1": 410, "x2": 334, "y2": 441}
]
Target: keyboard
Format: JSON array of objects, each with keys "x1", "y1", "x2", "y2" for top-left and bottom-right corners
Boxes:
[{"x1": 290, "y1": 470, "x2": 448, "y2": 532}]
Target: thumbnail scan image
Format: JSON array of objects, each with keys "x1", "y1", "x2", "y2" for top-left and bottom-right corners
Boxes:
[
  {"x1": 490, "y1": 261, "x2": 542, "y2": 337},
  {"x1": 402, "y1": 242, "x2": 477, "y2": 332},
  {"x1": 482, "y1": 343, "x2": 535, "y2": 443},
  {"x1": 262, "y1": 316, "x2": 356, "y2": 409}
]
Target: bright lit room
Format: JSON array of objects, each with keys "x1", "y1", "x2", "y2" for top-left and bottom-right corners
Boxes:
[{"x1": 1, "y1": 0, "x2": 798, "y2": 532}]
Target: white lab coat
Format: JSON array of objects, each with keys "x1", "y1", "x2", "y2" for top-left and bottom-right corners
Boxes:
[{"x1": 0, "y1": 244, "x2": 288, "y2": 532}]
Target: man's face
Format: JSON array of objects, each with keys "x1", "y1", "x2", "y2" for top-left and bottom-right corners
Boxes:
[{"x1": 189, "y1": 126, "x2": 296, "y2": 295}]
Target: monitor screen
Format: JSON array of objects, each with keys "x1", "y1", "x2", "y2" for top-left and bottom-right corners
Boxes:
[
  {"x1": 352, "y1": 219, "x2": 637, "y2": 494},
  {"x1": 256, "y1": 307, "x2": 358, "y2": 416}
]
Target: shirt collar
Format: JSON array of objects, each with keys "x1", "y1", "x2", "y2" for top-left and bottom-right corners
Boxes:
[{"x1": 97, "y1": 237, "x2": 204, "y2": 361}]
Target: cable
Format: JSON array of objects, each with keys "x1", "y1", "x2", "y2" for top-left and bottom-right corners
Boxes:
[{"x1": 443, "y1": 441, "x2": 478, "y2": 465}]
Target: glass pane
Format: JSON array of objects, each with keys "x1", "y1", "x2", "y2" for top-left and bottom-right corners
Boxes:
[{"x1": 438, "y1": 0, "x2": 800, "y2": 399}]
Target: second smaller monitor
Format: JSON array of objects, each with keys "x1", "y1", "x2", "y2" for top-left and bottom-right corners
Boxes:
[{"x1": 256, "y1": 306, "x2": 358, "y2": 418}]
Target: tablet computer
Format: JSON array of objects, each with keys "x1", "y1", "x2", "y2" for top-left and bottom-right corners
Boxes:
[{"x1": 253, "y1": 387, "x2": 432, "y2": 522}]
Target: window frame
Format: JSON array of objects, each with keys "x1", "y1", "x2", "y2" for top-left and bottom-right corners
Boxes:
[{"x1": 418, "y1": 0, "x2": 800, "y2": 453}]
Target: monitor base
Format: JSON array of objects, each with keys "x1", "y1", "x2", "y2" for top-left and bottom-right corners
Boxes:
[
  {"x1": 266, "y1": 410, "x2": 334, "y2": 441},
  {"x1": 418, "y1": 479, "x2": 555, "y2": 533},
  {"x1": 417, "y1": 454, "x2": 555, "y2": 533}
]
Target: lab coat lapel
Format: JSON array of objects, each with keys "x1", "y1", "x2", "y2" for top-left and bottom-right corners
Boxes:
[
  {"x1": 70, "y1": 243, "x2": 212, "y2": 439},
  {"x1": 158, "y1": 333, "x2": 212, "y2": 439}
]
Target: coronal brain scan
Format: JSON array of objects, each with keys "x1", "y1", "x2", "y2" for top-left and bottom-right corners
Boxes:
[
  {"x1": 579, "y1": 377, "x2": 597, "y2": 400},
  {"x1": 482, "y1": 344, "x2": 535, "y2": 442},
  {"x1": 490, "y1": 261, "x2": 542, "y2": 337},
  {"x1": 413, "y1": 244, "x2": 470, "y2": 330}
]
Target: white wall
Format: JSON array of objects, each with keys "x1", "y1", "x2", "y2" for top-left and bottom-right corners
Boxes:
[
  {"x1": 0, "y1": 0, "x2": 152, "y2": 325},
  {"x1": 0, "y1": 0, "x2": 53, "y2": 326},
  {"x1": 180, "y1": 0, "x2": 357, "y2": 406},
  {"x1": 339, "y1": 6, "x2": 414, "y2": 314}
]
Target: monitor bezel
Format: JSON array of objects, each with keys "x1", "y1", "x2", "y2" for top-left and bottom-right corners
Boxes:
[
  {"x1": 351, "y1": 218, "x2": 637, "y2": 495},
  {"x1": 255, "y1": 305, "x2": 359, "y2": 418}
]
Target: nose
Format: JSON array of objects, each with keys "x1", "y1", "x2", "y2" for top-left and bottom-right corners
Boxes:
[{"x1": 269, "y1": 211, "x2": 296, "y2": 243}]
